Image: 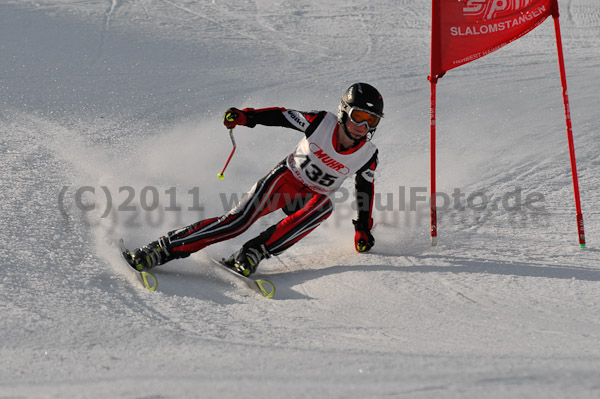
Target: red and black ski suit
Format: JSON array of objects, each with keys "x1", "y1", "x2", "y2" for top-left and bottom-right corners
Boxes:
[{"x1": 166, "y1": 107, "x2": 378, "y2": 259}]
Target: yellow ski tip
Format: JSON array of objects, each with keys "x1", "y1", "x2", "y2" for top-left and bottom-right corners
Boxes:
[
  {"x1": 141, "y1": 272, "x2": 158, "y2": 291},
  {"x1": 256, "y1": 279, "x2": 275, "y2": 298}
]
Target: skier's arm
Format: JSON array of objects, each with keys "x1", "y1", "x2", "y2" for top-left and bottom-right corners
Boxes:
[
  {"x1": 353, "y1": 151, "x2": 378, "y2": 252},
  {"x1": 223, "y1": 107, "x2": 321, "y2": 133}
]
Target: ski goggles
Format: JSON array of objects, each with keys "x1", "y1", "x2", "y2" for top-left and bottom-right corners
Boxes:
[{"x1": 347, "y1": 107, "x2": 382, "y2": 130}]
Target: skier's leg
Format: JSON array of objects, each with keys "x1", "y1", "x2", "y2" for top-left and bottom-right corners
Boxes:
[
  {"x1": 224, "y1": 194, "x2": 333, "y2": 275},
  {"x1": 168, "y1": 164, "x2": 291, "y2": 250},
  {"x1": 126, "y1": 163, "x2": 294, "y2": 271}
]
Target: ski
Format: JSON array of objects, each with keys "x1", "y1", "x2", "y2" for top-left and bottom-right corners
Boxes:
[
  {"x1": 117, "y1": 239, "x2": 272, "y2": 297},
  {"x1": 208, "y1": 257, "x2": 275, "y2": 299},
  {"x1": 118, "y1": 238, "x2": 158, "y2": 291}
]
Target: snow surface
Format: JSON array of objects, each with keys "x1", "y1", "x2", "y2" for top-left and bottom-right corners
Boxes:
[{"x1": 1, "y1": 0, "x2": 599, "y2": 397}]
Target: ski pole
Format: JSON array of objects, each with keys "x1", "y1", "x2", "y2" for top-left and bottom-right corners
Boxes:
[{"x1": 217, "y1": 128, "x2": 236, "y2": 179}]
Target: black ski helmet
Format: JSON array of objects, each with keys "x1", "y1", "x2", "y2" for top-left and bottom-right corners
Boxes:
[{"x1": 338, "y1": 82, "x2": 384, "y2": 136}]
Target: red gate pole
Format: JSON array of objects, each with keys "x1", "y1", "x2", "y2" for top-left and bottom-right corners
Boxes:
[
  {"x1": 428, "y1": 0, "x2": 443, "y2": 246},
  {"x1": 429, "y1": 77, "x2": 438, "y2": 246},
  {"x1": 552, "y1": 3, "x2": 586, "y2": 247}
]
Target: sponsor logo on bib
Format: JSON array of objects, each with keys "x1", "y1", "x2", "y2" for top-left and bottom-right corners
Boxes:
[{"x1": 309, "y1": 143, "x2": 350, "y2": 175}]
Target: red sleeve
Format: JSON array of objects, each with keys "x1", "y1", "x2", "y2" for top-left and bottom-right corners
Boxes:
[
  {"x1": 243, "y1": 107, "x2": 322, "y2": 133},
  {"x1": 354, "y1": 151, "x2": 378, "y2": 230}
]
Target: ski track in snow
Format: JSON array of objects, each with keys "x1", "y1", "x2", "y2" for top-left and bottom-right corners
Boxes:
[
  {"x1": 93, "y1": 0, "x2": 120, "y2": 64},
  {"x1": 1, "y1": 0, "x2": 599, "y2": 398}
]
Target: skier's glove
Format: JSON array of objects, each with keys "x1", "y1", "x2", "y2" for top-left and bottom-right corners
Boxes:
[
  {"x1": 353, "y1": 219, "x2": 374, "y2": 252},
  {"x1": 223, "y1": 108, "x2": 247, "y2": 129}
]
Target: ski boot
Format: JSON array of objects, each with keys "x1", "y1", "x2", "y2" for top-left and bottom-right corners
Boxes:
[
  {"x1": 125, "y1": 236, "x2": 173, "y2": 272},
  {"x1": 222, "y1": 245, "x2": 269, "y2": 277}
]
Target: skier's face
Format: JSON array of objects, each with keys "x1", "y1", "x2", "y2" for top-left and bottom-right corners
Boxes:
[{"x1": 340, "y1": 118, "x2": 369, "y2": 148}]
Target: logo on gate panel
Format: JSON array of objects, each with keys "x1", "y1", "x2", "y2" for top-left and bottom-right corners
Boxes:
[
  {"x1": 462, "y1": 0, "x2": 537, "y2": 20},
  {"x1": 309, "y1": 143, "x2": 350, "y2": 175}
]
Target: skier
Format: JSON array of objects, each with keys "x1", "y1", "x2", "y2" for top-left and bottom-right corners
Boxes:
[{"x1": 125, "y1": 83, "x2": 383, "y2": 276}]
